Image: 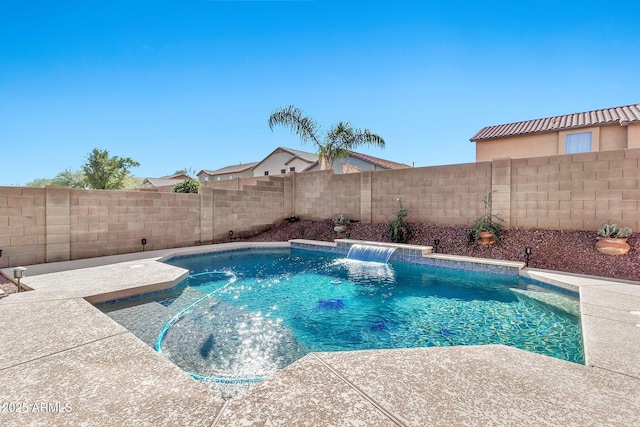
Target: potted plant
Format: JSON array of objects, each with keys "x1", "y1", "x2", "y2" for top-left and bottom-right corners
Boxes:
[
  {"x1": 332, "y1": 214, "x2": 351, "y2": 233},
  {"x1": 595, "y1": 222, "x2": 632, "y2": 255},
  {"x1": 467, "y1": 190, "x2": 504, "y2": 246}
]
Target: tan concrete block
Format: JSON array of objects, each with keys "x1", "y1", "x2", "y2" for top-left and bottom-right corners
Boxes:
[
  {"x1": 558, "y1": 219, "x2": 584, "y2": 230},
  {"x1": 564, "y1": 162, "x2": 585, "y2": 172},
  {"x1": 622, "y1": 189, "x2": 640, "y2": 200},
  {"x1": 596, "y1": 189, "x2": 622, "y2": 200},
  {"x1": 570, "y1": 170, "x2": 596, "y2": 181},
  {"x1": 583, "y1": 180, "x2": 609, "y2": 191},
  {"x1": 537, "y1": 218, "x2": 560, "y2": 229},
  {"x1": 10, "y1": 234, "x2": 38, "y2": 246},
  {"x1": 46, "y1": 224, "x2": 70, "y2": 235},
  {"x1": 608, "y1": 179, "x2": 638, "y2": 190},
  {"x1": 582, "y1": 199, "x2": 610, "y2": 211},
  {"x1": 624, "y1": 148, "x2": 640, "y2": 158},
  {"x1": 583, "y1": 160, "x2": 611, "y2": 171},
  {"x1": 571, "y1": 152, "x2": 598, "y2": 162},
  {"x1": 608, "y1": 200, "x2": 637, "y2": 211},
  {"x1": 547, "y1": 171, "x2": 572, "y2": 182},
  {"x1": 623, "y1": 168, "x2": 640, "y2": 178},
  {"x1": 537, "y1": 182, "x2": 559, "y2": 192},
  {"x1": 9, "y1": 196, "x2": 36, "y2": 208},
  {"x1": 595, "y1": 169, "x2": 623, "y2": 180},
  {"x1": 547, "y1": 209, "x2": 569, "y2": 219},
  {"x1": 571, "y1": 209, "x2": 595, "y2": 220},
  {"x1": 526, "y1": 174, "x2": 548, "y2": 184},
  {"x1": 537, "y1": 200, "x2": 560, "y2": 210},
  {"x1": 608, "y1": 158, "x2": 637, "y2": 169},
  {"x1": 571, "y1": 190, "x2": 596, "y2": 201},
  {"x1": 559, "y1": 182, "x2": 583, "y2": 192},
  {"x1": 526, "y1": 192, "x2": 547, "y2": 201},
  {"x1": 597, "y1": 150, "x2": 625, "y2": 160}
]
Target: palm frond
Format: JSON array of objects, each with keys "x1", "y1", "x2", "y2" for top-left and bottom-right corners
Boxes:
[{"x1": 268, "y1": 105, "x2": 320, "y2": 145}]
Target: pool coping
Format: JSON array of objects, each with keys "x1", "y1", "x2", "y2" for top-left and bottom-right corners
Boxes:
[{"x1": 1, "y1": 240, "x2": 639, "y2": 425}]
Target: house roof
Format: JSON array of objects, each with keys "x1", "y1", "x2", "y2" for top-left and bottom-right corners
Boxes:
[
  {"x1": 142, "y1": 178, "x2": 186, "y2": 188},
  {"x1": 199, "y1": 162, "x2": 260, "y2": 176},
  {"x1": 253, "y1": 147, "x2": 319, "y2": 171},
  {"x1": 470, "y1": 103, "x2": 640, "y2": 142},
  {"x1": 159, "y1": 173, "x2": 191, "y2": 180},
  {"x1": 348, "y1": 151, "x2": 411, "y2": 169}
]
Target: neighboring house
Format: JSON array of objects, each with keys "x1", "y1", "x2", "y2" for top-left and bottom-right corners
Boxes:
[
  {"x1": 197, "y1": 162, "x2": 259, "y2": 183},
  {"x1": 141, "y1": 173, "x2": 190, "y2": 191},
  {"x1": 199, "y1": 146, "x2": 411, "y2": 183},
  {"x1": 327, "y1": 151, "x2": 411, "y2": 174},
  {"x1": 253, "y1": 147, "x2": 410, "y2": 176},
  {"x1": 252, "y1": 147, "x2": 318, "y2": 177},
  {"x1": 470, "y1": 103, "x2": 640, "y2": 161}
]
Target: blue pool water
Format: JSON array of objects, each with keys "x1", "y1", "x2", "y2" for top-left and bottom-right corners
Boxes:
[{"x1": 101, "y1": 248, "x2": 584, "y2": 385}]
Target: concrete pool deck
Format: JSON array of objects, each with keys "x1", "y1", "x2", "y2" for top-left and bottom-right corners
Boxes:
[{"x1": 1, "y1": 241, "x2": 639, "y2": 426}]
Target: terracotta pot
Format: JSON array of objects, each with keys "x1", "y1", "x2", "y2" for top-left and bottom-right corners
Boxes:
[
  {"x1": 334, "y1": 225, "x2": 348, "y2": 233},
  {"x1": 478, "y1": 231, "x2": 496, "y2": 246},
  {"x1": 595, "y1": 237, "x2": 630, "y2": 256}
]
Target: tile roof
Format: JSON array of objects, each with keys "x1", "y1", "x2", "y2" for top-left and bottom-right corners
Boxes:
[
  {"x1": 348, "y1": 151, "x2": 411, "y2": 169},
  {"x1": 200, "y1": 162, "x2": 260, "y2": 176},
  {"x1": 275, "y1": 147, "x2": 319, "y2": 163},
  {"x1": 142, "y1": 178, "x2": 186, "y2": 187},
  {"x1": 470, "y1": 103, "x2": 640, "y2": 142}
]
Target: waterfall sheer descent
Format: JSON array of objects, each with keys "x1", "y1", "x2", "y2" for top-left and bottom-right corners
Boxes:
[{"x1": 346, "y1": 244, "x2": 396, "y2": 263}]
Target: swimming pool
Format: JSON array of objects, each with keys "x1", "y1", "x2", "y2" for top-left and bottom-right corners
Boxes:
[{"x1": 101, "y1": 247, "x2": 583, "y2": 388}]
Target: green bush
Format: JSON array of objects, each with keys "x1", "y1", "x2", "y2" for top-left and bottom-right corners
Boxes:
[
  {"x1": 388, "y1": 199, "x2": 412, "y2": 243},
  {"x1": 172, "y1": 179, "x2": 200, "y2": 194}
]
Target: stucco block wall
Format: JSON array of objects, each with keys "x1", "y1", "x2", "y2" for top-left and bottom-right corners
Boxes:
[
  {"x1": 69, "y1": 189, "x2": 201, "y2": 259},
  {"x1": 209, "y1": 177, "x2": 286, "y2": 241},
  {"x1": 510, "y1": 149, "x2": 640, "y2": 231},
  {"x1": 1, "y1": 147, "x2": 639, "y2": 267},
  {"x1": 369, "y1": 163, "x2": 492, "y2": 226},
  {"x1": 0, "y1": 187, "x2": 46, "y2": 268},
  {"x1": 293, "y1": 170, "x2": 362, "y2": 221}
]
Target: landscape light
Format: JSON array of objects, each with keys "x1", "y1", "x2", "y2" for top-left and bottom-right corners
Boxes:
[
  {"x1": 13, "y1": 266, "x2": 26, "y2": 293},
  {"x1": 141, "y1": 238, "x2": 147, "y2": 251},
  {"x1": 229, "y1": 230, "x2": 234, "y2": 238},
  {"x1": 525, "y1": 246, "x2": 532, "y2": 267},
  {"x1": 433, "y1": 238, "x2": 440, "y2": 253}
]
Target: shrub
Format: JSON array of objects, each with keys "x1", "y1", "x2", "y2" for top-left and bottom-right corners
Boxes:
[
  {"x1": 172, "y1": 178, "x2": 200, "y2": 194},
  {"x1": 387, "y1": 199, "x2": 412, "y2": 243},
  {"x1": 332, "y1": 214, "x2": 351, "y2": 226},
  {"x1": 467, "y1": 190, "x2": 505, "y2": 244},
  {"x1": 597, "y1": 222, "x2": 632, "y2": 238}
]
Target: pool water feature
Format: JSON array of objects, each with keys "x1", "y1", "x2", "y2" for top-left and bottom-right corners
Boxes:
[
  {"x1": 101, "y1": 248, "x2": 583, "y2": 390},
  {"x1": 347, "y1": 243, "x2": 396, "y2": 263}
]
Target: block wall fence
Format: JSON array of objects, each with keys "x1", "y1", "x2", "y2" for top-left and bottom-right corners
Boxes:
[{"x1": 1, "y1": 148, "x2": 638, "y2": 268}]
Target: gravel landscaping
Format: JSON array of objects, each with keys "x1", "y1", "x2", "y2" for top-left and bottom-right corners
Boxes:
[
  {"x1": 1, "y1": 220, "x2": 636, "y2": 296},
  {"x1": 247, "y1": 220, "x2": 640, "y2": 282}
]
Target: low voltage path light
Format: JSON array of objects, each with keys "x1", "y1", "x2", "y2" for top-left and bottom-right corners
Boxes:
[
  {"x1": 301, "y1": 228, "x2": 305, "y2": 238},
  {"x1": 433, "y1": 238, "x2": 440, "y2": 253},
  {"x1": 525, "y1": 246, "x2": 532, "y2": 268},
  {"x1": 346, "y1": 232, "x2": 351, "y2": 239},
  {"x1": 13, "y1": 266, "x2": 26, "y2": 293},
  {"x1": 141, "y1": 238, "x2": 147, "y2": 252},
  {"x1": 229, "y1": 230, "x2": 234, "y2": 240}
]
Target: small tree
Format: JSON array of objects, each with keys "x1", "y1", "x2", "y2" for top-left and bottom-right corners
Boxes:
[
  {"x1": 388, "y1": 199, "x2": 413, "y2": 243},
  {"x1": 172, "y1": 178, "x2": 200, "y2": 194},
  {"x1": 82, "y1": 148, "x2": 140, "y2": 190}
]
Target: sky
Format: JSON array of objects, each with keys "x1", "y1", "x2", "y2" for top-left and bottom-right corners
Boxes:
[{"x1": 1, "y1": 0, "x2": 639, "y2": 186}]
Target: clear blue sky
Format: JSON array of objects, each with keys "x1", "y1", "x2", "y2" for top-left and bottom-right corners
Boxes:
[{"x1": 1, "y1": 0, "x2": 639, "y2": 186}]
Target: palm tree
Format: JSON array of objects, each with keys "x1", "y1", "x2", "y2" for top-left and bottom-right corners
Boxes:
[{"x1": 268, "y1": 105, "x2": 385, "y2": 170}]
